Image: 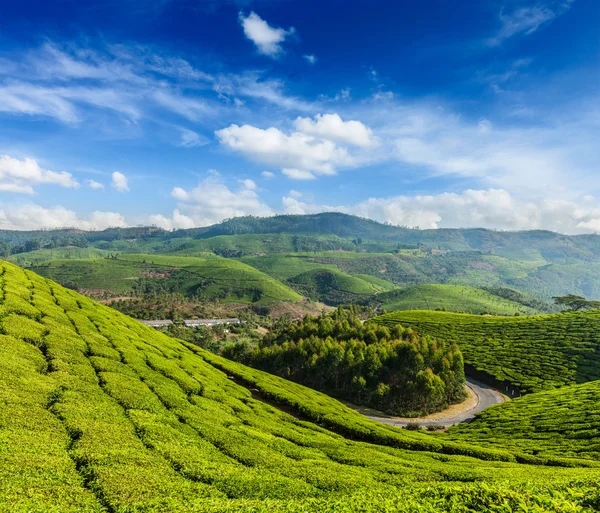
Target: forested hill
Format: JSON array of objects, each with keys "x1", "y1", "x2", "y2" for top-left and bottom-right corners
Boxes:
[{"x1": 3, "y1": 212, "x2": 600, "y2": 261}]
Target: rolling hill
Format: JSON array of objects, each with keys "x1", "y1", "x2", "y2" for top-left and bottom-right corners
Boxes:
[
  {"x1": 287, "y1": 268, "x2": 391, "y2": 305},
  {"x1": 32, "y1": 255, "x2": 302, "y2": 305},
  {"x1": 373, "y1": 309, "x2": 600, "y2": 393},
  {"x1": 447, "y1": 380, "x2": 600, "y2": 462},
  {"x1": 366, "y1": 284, "x2": 542, "y2": 315},
  {"x1": 2, "y1": 259, "x2": 600, "y2": 512}
]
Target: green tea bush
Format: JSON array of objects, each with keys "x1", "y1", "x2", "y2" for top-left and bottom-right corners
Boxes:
[
  {"x1": 374, "y1": 309, "x2": 600, "y2": 392},
  {"x1": 1, "y1": 259, "x2": 600, "y2": 512}
]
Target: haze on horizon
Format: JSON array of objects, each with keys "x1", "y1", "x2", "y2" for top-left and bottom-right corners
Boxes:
[{"x1": 0, "y1": 0, "x2": 598, "y2": 234}]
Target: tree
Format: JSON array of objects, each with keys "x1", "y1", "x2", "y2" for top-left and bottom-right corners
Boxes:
[
  {"x1": 0, "y1": 241, "x2": 10, "y2": 258},
  {"x1": 552, "y1": 294, "x2": 600, "y2": 311},
  {"x1": 24, "y1": 239, "x2": 41, "y2": 252}
]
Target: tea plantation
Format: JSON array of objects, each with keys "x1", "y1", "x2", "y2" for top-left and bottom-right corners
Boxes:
[
  {"x1": 448, "y1": 380, "x2": 600, "y2": 461},
  {"x1": 2, "y1": 260, "x2": 600, "y2": 512},
  {"x1": 373, "y1": 310, "x2": 600, "y2": 392},
  {"x1": 32, "y1": 254, "x2": 301, "y2": 304}
]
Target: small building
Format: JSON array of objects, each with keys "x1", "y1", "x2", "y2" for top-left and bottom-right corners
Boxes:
[
  {"x1": 183, "y1": 318, "x2": 241, "y2": 327},
  {"x1": 139, "y1": 319, "x2": 173, "y2": 328}
]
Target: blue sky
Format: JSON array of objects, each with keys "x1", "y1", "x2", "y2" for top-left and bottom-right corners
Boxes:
[{"x1": 0, "y1": 0, "x2": 598, "y2": 232}]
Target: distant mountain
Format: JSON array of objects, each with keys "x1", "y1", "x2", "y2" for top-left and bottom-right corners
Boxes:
[{"x1": 3, "y1": 213, "x2": 600, "y2": 264}]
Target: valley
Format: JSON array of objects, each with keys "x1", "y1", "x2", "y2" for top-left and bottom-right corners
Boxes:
[{"x1": 2, "y1": 214, "x2": 600, "y2": 511}]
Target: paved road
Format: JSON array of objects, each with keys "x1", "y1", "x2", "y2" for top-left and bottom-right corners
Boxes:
[{"x1": 364, "y1": 378, "x2": 505, "y2": 428}]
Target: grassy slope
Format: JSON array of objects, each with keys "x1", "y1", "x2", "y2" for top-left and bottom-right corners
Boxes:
[
  {"x1": 448, "y1": 380, "x2": 600, "y2": 461},
  {"x1": 2, "y1": 260, "x2": 600, "y2": 512},
  {"x1": 8, "y1": 247, "x2": 116, "y2": 266},
  {"x1": 372, "y1": 284, "x2": 541, "y2": 315},
  {"x1": 374, "y1": 309, "x2": 600, "y2": 393},
  {"x1": 287, "y1": 269, "x2": 388, "y2": 305},
  {"x1": 33, "y1": 255, "x2": 301, "y2": 304}
]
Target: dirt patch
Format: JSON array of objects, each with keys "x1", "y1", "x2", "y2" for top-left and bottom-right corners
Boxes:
[
  {"x1": 266, "y1": 300, "x2": 335, "y2": 320},
  {"x1": 346, "y1": 385, "x2": 477, "y2": 423},
  {"x1": 140, "y1": 268, "x2": 178, "y2": 279}
]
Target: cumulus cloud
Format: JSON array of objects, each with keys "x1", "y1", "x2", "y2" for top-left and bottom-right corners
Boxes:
[
  {"x1": 282, "y1": 168, "x2": 316, "y2": 180},
  {"x1": 111, "y1": 171, "x2": 129, "y2": 192},
  {"x1": 303, "y1": 54, "x2": 317, "y2": 65},
  {"x1": 280, "y1": 188, "x2": 600, "y2": 235},
  {"x1": 147, "y1": 209, "x2": 196, "y2": 230},
  {"x1": 86, "y1": 179, "x2": 105, "y2": 190},
  {"x1": 294, "y1": 113, "x2": 376, "y2": 147},
  {"x1": 261, "y1": 171, "x2": 275, "y2": 179},
  {"x1": 0, "y1": 203, "x2": 126, "y2": 230},
  {"x1": 0, "y1": 155, "x2": 79, "y2": 194},
  {"x1": 240, "y1": 178, "x2": 257, "y2": 190},
  {"x1": 239, "y1": 12, "x2": 294, "y2": 58},
  {"x1": 216, "y1": 123, "x2": 352, "y2": 177},
  {"x1": 159, "y1": 175, "x2": 273, "y2": 227}
]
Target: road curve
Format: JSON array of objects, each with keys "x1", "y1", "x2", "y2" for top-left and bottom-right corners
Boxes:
[{"x1": 363, "y1": 378, "x2": 506, "y2": 429}]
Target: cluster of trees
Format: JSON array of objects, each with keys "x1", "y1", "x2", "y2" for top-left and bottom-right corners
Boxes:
[
  {"x1": 224, "y1": 307, "x2": 466, "y2": 417},
  {"x1": 552, "y1": 294, "x2": 600, "y2": 311}
]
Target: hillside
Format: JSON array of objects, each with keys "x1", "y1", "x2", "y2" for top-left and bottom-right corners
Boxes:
[
  {"x1": 366, "y1": 284, "x2": 541, "y2": 315},
  {"x1": 32, "y1": 255, "x2": 302, "y2": 305},
  {"x1": 287, "y1": 269, "x2": 388, "y2": 305},
  {"x1": 373, "y1": 310, "x2": 600, "y2": 393},
  {"x1": 2, "y1": 260, "x2": 600, "y2": 512},
  {"x1": 8, "y1": 247, "x2": 117, "y2": 266},
  {"x1": 448, "y1": 380, "x2": 600, "y2": 462},
  {"x1": 9, "y1": 213, "x2": 600, "y2": 305},
  {"x1": 226, "y1": 308, "x2": 467, "y2": 417}
]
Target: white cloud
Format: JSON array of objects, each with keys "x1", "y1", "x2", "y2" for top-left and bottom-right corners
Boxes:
[
  {"x1": 279, "y1": 188, "x2": 600, "y2": 235},
  {"x1": 261, "y1": 171, "x2": 275, "y2": 179},
  {"x1": 0, "y1": 203, "x2": 126, "y2": 230},
  {"x1": 86, "y1": 179, "x2": 105, "y2": 190},
  {"x1": 0, "y1": 155, "x2": 79, "y2": 194},
  {"x1": 240, "y1": 178, "x2": 257, "y2": 190},
  {"x1": 239, "y1": 11, "x2": 294, "y2": 58},
  {"x1": 303, "y1": 54, "x2": 317, "y2": 65},
  {"x1": 147, "y1": 209, "x2": 195, "y2": 230},
  {"x1": 372, "y1": 90, "x2": 394, "y2": 101},
  {"x1": 488, "y1": 1, "x2": 575, "y2": 46},
  {"x1": 216, "y1": 123, "x2": 352, "y2": 177},
  {"x1": 478, "y1": 119, "x2": 492, "y2": 134},
  {"x1": 289, "y1": 189, "x2": 302, "y2": 198},
  {"x1": 165, "y1": 175, "x2": 273, "y2": 226},
  {"x1": 294, "y1": 113, "x2": 376, "y2": 147},
  {"x1": 111, "y1": 171, "x2": 129, "y2": 192},
  {"x1": 178, "y1": 128, "x2": 209, "y2": 148},
  {"x1": 282, "y1": 168, "x2": 316, "y2": 180}
]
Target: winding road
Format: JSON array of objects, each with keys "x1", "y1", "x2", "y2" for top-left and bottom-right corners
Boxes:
[{"x1": 362, "y1": 378, "x2": 506, "y2": 428}]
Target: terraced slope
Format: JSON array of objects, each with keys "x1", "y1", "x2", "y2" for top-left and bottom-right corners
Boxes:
[
  {"x1": 367, "y1": 284, "x2": 541, "y2": 314},
  {"x1": 3, "y1": 261, "x2": 600, "y2": 511},
  {"x1": 374, "y1": 310, "x2": 600, "y2": 392},
  {"x1": 448, "y1": 380, "x2": 600, "y2": 462},
  {"x1": 33, "y1": 254, "x2": 301, "y2": 304}
]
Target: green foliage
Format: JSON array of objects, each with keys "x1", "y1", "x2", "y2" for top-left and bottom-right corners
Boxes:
[
  {"x1": 373, "y1": 309, "x2": 600, "y2": 392},
  {"x1": 363, "y1": 284, "x2": 543, "y2": 315},
  {"x1": 2, "y1": 259, "x2": 600, "y2": 511},
  {"x1": 287, "y1": 269, "x2": 387, "y2": 305},
  {"x1": 32, "y1": 254, "x2": 301, "y2": 304},
  {"x1": 448, "y1": 380, "x2": 600, "y2": 462},
  {"x1": 225, "y1": 307, "x2": 466, "y2": 417},
  {"x1": 553, "y1": 294, "x2": 600, "y2": 311}
]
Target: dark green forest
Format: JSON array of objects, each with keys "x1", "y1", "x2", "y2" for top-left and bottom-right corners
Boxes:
[{"x1": 224, "y1": 307, "x2": 466, "y2": 417}]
